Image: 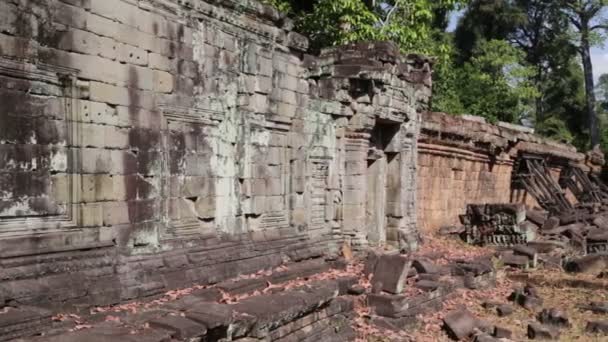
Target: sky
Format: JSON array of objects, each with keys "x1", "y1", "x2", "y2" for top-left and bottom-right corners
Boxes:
[{"x1": 447, "y1": 11, "x2": 607, "y2": 82}]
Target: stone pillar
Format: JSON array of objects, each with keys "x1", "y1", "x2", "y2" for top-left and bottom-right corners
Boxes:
[{"x1": 342, "y1": 132, "x2": 370, "y2": 247}]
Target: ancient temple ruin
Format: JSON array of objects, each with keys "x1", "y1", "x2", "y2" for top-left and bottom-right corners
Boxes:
[
  {"x1": 1, "y1": 1, "x2": 607, "y2": 341},
  {"x1": 0, "y1": 0, "x2": 429, "y2": 309}
]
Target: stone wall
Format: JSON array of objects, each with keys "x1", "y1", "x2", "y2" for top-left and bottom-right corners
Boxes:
[
  {"x1": 417, "y1": 112, "x2": 588, "y2": 232},
  {"x1": 0, "y1": 0, "x2": 431, "y2": 308}
]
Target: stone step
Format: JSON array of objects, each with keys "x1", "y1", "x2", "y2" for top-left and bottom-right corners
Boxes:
[{"x1": 0, "y1": 306, "x2": 52, "y2": 342}]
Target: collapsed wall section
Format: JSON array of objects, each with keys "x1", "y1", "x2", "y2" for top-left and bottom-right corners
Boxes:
[
  {"x1": 0, "y1": 0, "x2": 431, "y2": 309},
  {"x1": 417, "y1": 112, "x2": 600, "y2": 232}
]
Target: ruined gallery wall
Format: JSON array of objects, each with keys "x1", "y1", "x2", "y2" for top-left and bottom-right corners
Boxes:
[
  {"x1": 0, "y1": 0, "x2": 431, "y2": 308},
  {"x1": 417, "y1": 112, "x2": 585, "y2": 232}
]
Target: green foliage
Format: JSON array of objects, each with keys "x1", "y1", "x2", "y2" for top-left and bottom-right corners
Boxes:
[
  {"x1": 263, "y1": 0, "x2": 293, "y2": 14},
  {"x1": 434, "y1": 40, "x2": 538, "y2": 123},
  {"x1": 262, "y1": 0, "x2": 607, "y2": 151},
  {"x1": 264, "y1": 0, "x2": 466, "y2": 57},
  {"x1": 297, "y1": 0, "x2": 379, "y2": 51},
  {"x1": 536, "y1": 117, "x2": 575, "y2": 143}
]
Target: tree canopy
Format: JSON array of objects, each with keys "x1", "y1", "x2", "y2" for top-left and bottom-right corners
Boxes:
[{"x1": 264, "y1": 0, "x2": 608, "y2": 152}]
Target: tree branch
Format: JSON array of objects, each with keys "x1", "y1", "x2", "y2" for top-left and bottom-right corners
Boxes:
[
  {"x1": 380, "y1": 1, "x2": 400, "y2": 27},
  {"x1": 590, "y1": 24, "x2": 608, "y2": 31}
]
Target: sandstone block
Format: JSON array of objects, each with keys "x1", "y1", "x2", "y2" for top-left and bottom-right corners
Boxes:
[
  {"x1": 153, "y1": 70, "x2": 174, "y2": 93},
  {"x1": 373, "y1": 254, "x2": 411, "y2": 294},
  {"x1": 148, "y1": 315, "x2": 207, "y2": 339},
  {"x1": 443, "y1": 309, "x2": 477, "y2": 340},
  {"x1": 528, "y1": 323, "x2": 560, "y2": 340},
  {"x1": 117, "y1": 42, "x2": 148, "y2": 66},
  {"x1": 586, "y1": 321, "x2": 608, "y2": 335}
]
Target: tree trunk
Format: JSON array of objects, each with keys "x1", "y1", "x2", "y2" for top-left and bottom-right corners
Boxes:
[{"x1": 581, "y1": 27, "x2": 600, "y2": 148}]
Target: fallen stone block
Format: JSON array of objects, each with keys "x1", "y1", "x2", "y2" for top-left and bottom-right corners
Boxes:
[
  {"x1": 481, "y1": 301, "x2": 500, "y2": 309},
  {"x1": 526, "y1": 208, "x2": 548, "y2": 226},
  {"x1": 501, "y1": 254, "x2": 530, "y2": 269},
  {"x1": 336, "y1": 276, "x2": 358, "y2": 295},
  {"x1": 231, "y1": 280, "x2": 339, "y2": 336},
  {"x1": 443, "y1": 309, "x2": 478, "y2": 340},
  {"x1": 565, "y1": 254, "x2": 608, "y2": 274},
  {"x1": 579, "y1": 302, "x2": 608, "y2": 314},
  {"x1": 372, "y1": 254, "x2": 411, "y2": 294},
  {"x1": 593, "y1": 215, "x2": 608, "y2": 229},
  {"x1": 527, "y1": 240, "x2": 566, "y2": 253},
  {"x1": 347, "y1": 284, "x2": 365, "y2": 295},
  {"x1": 473, "y1": 333, "x2": 499, "y2": 342},
  {"x1": 509, "y1": 287, "x2": 543, "y2": 311},
  {"x1": 513, "y1": 245, "x2": 538, "y2": 268},
  {"x1": 522, "y1": 295, "x2": 543, "y2": 311},
  {"x1": 414, "y1": 280, "x2": 439, "y2": 292},
  {"x1": 496, "y1": 304, "x2": 514, "y2": 317},
  {"x1": 439, "y1": 225, "x2": 466, "y2": 236},
  {"x1": 363, "y1": 250, "x2": 380, "y2": 277},
  {"x1": 370, "y1": 315, "x2": 417, "y2": 332},
  {"x1": 587, "y1": 231, "x2": 608, "y2": 254},
  {"x1": 413, "y1": 258, "x2": 439, "y2": 274},
  {"x1": 450, "y1": 260, "x2": 493, "y2": 277},
  {"x1": 494, "y1": 326, "x2": 512, "y2": 339},
  {"x1": 586, "y1": 321, "x2": 608, "y2": 335},
  {"x1": 541, "y1": 216, "x2": 560, "y2": 231},
  {"x1": 186, "y1": 302, "x2": 253, "y2": 339},
  {"x1": 537, "y1": 308, "x2": 570, "y2": 328},
  {"x1": 148, "y1": 314, "x2": 207, "y2": 339},
  {"x1": 367, "y1": 293, "x2": 408, "y2": 318},
  {"x1": 527, "y1": 323, "x2": 560, "y2": 340},
  {"x1": 419, "y1": 273, "x2": 440, "y2": 282}
]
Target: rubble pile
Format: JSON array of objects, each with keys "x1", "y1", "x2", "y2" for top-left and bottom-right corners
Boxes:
[
  {"x1": 455, "y1": 202, "x2": 608, "y2": 271},
  {"x1": 364, "y1": 249, "x2": 497, "y2": 336}
]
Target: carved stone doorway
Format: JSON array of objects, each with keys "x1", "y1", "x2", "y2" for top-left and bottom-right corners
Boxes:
[{"x1": 366, "y1": 121, "x2": 401, "y2": 246}]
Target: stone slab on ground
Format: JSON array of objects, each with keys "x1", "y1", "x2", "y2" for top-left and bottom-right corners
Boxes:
[
  {"x1": 579, "y1": 302, "x2": 608, "y2": 314},
  {"x1": 443, "y1": 309, "x2": 478, "y2": 340},
  {"x1": 231, "y1": 280, "x2": 339, "y2": 336},
  {"x1": 148, "y1": 314, "x2": 207, "y2": 339},
  {"x1": 412, "y1": 258, "x2": 439, "y2": 274},
  {"x1": 496, "y1": 304, "x2": 514, "y2": 317},
  {"x1": 586, "y1": 321, "x2": 608, "y2": 335},
  {"x1": 537, "y1": 308, "x2": 570, "y2": 328},
  {"x1": 0, "y1": 306, "x2": 52, "y2": 341},
  {"x1": 40, "y1": 322, "x2": 171, "y2": 342},
  {"x1": 527, "y1": 323, "x2": 560, "y2": 340},
  {"x1": 526, "y1": 209, "x2": 548, "y2": 226},
  {"x1": 372, "y1": 254, "x2": 411, "y2": 294}
]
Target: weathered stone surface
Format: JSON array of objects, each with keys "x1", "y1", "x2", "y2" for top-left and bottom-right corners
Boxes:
[
  {"x1": 526, "y1": 209, "x2": 548, "y2": 226},
  {"x1": 413, "y1": 258, "x2": 439, "y2": 274},
  {"x1": 443, "y1": 309, "x2": 478, "y2": 340},
  {"x1": 510, "y1": 286, "x2": 543, "y2": 311},
  {"x1": 372, "y1": 254, "x2": 411, "y2": 294},
  {"x1": 148, "y1": 314, "x2": 207, "y2": 339},
  {"x1": 367, "y1": 293, "x2": 409, "y2": 318},
  {"x1": 579, "y1": 302, "x2": 608, "y2": 314},
  {"x1": 496, "y1": 304, "x2": 514, "y2": 317},
  {"x1": 415, "y1": 280, "x2": 440, "y2": 292},
  {"x1": 586, "y1": 321, "x2": 608, "y2": 335},
  {"x1": 528, "y1": 323, "x2": 560, "y2": 340},
  {"x1": 494, "y1": 326, "x2": 512, "y2": 339},
  {"x1": 537, "y1": 308, "x2": 570, "y2": 328},
  {"x1": 541, "y1": 217, "x2": 560, "y2": 231},
  {"x1": 566, "y1": 255, "x2": 608, "y2": 274},
  {"x1": 501, "y1": 254, "x2": 530, "y2": 269}
]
